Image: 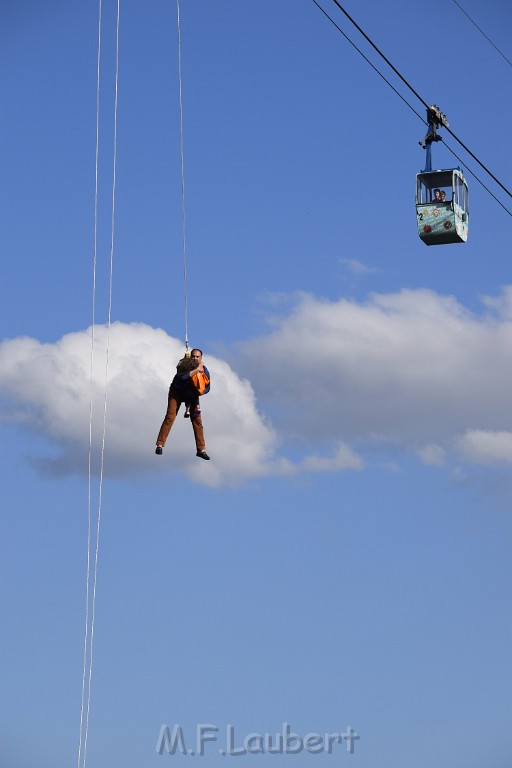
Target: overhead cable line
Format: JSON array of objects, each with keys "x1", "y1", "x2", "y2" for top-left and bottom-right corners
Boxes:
[
  {"x1": 312, "y1": 0, "x2": 511, "y2": 217},
  {"x1": 311, "y1": 0, "x2": 425, "y2": 124},
  {"x1": 439, "y1": 138, "x2": 512, "y2": 217},
  {"x1": 451, "y1": 0, "x2": 512, "y2": 68},
  {"x1": 318, "y1": 0, "x2": 512, "y2": 202}
]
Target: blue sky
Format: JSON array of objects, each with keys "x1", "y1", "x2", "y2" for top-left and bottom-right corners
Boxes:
[{"x1": 1, "y1": 1, "x2": 512, "y2": 767}]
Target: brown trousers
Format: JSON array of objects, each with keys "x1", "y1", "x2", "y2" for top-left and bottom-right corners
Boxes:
[{"x1": 156, "y1": 389, "x2": 205, "y2": 452}]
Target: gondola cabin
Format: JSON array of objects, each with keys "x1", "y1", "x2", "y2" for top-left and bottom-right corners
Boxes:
[{"x1": 416, "y1": 168, "x2": 469, "y2": 245}]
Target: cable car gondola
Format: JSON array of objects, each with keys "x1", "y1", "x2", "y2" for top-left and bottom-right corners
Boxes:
[{"x1": 416, "y1": 106, "x2": 469, "y2": 246}]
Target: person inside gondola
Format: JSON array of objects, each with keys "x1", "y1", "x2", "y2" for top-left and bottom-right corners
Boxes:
[{"x1": 432, "y1": 188, "x2": 441, "y2": 203}]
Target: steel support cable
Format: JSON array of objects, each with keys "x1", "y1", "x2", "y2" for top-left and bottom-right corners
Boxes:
[
  {"x1": 443, "y1": 126, "x2": 511, "y2": 201},
  {"x1": 313, "y1": 0, "x2": 512, "y2": 216},
  {"x1": 312, "y1": 0, "x2": 512, "y2": 218},
  {"x1": 440, "y1": 138, "x2": 512, "y2": 217},
  {"x1": 176, "y1": 0, "x2": 189, "y2": 352},
  {"x1": 323, "y1": 0, "x2": 512, "y2": 200},
  {"x1": 311, "y1": 0, "x2": 425, "y2": 123},
  {"x1": 451, "y1": 0, "x2": 512, "y2": 68},
  {"x1": 78, "y1": 2, "x2": 121, "y2": 768},
  {"x1": 78, "y1": 1, "x2": 102, "y2": 766}
]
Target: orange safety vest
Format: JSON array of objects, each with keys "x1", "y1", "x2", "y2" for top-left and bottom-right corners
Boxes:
[{"x1": 190, "y1": 370, "x2": 210, "y2": 395}]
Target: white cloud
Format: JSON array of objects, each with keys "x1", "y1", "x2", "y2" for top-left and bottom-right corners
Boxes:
[
  {"x1": 339, "y1": 257, "x2": 377, "y2": 276},
  {"x1": 2, "y1": 286, "x2": 511, "y2": 484},
  {"x1": 481, "y1": 285, "x2": 512, "y2": 320},
  {"x1": 417, "y1": 444, "x2": 446, "y2": 466},
  {"x1": 235, "y1": 286, "x2": 512, "y2": 465},
  {"x1": 457, "y1": 430, "x2": 512, "y2": 465},
  {"x1": 298, "y1": 443, "x2": 363, "y2": 472},
  {"x1": 0, "y1": 322, "x2": 361, "y2": 486},
  {"x1": 262, "y1": 441, "x2": 364, "y2": 478}
]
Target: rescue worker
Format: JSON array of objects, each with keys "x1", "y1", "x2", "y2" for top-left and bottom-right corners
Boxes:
[{"x1": 155, "y1": 348, "x2": 210, "y2": 460}]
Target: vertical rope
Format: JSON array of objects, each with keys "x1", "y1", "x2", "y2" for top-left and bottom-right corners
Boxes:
[
  {"x1": 78, "y1": 2, "x2": 120, "y2": 767},
  {"x1": 77, "y1": 1, "x2": 102, "y2": 766},
  {"x1": 176, "y1": 0, "x2": 189, "y2": 352}
]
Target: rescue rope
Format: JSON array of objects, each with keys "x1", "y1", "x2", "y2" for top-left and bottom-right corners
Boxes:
[
  {"x1": 176, "y1": 0, "x2": 189, "y2": 352},
  {"x1": 77, "y1": 0, "x2": 103, "y2": 763},
  {"x1": 78, "y1": 2, "x2": 121, "y2": 767}
]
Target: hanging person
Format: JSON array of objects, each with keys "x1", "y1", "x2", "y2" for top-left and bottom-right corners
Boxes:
[{"x1": 155, "y1": 348, "x2": 211, "y2": 460}]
